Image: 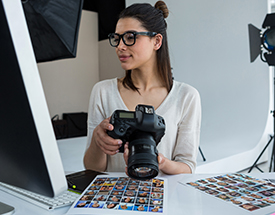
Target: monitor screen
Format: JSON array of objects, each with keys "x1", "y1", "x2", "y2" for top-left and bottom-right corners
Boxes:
[{"x1": 0, "y1": 0, "x2": 67, "y2": 198}]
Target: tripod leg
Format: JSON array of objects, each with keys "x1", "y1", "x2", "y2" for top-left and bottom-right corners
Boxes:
[
  {"x1": 269, "y1": 137, "x2": 275, "y2": 172},
  {"x1": 255, "y1": 165, "x2": 264, "y2": 173},
  {"x1": 248, "y1": 135, "x2": 273, "y2": 173},
  {"x1": 199, "y1": 146, "x2": 206, "y2": 161},
  {"x1": 273, "y1": 137, "x2": 275, "y2": 172}
]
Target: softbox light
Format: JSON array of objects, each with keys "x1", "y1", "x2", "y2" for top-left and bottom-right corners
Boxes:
[
  {"x1": 83, "y1": 0, "x2": 125, "y2": 41},
  {"x1": 22, "y1": 0, "x2": 84, "y2": 63}
]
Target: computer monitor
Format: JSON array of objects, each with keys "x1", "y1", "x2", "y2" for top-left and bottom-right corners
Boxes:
[{"x1": 0, "y1": 0, "x2": 67, "y2": 200}]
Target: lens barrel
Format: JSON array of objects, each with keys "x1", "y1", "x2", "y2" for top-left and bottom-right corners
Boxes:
[{"x1": 127, "y1": 132, "x2": 159, "y2": 180}]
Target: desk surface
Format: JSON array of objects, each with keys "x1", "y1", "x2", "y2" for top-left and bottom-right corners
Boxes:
[
  {"x1": 2, "y1": 173, "x2": 275, "y2": 215},
  {"x1": 1, "y1": 137, "x2": 275, "y2": 214}
]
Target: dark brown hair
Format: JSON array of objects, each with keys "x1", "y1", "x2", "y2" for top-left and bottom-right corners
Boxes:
[{"x1": 118, "y1": 1, "x2": 173, "y2": 93}]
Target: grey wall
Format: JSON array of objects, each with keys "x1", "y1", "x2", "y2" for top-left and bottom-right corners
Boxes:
[{"x1": 99, "y1": 40, "x2": 124, "y2": 80}]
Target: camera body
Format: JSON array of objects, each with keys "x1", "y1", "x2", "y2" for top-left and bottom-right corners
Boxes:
[
  {"x1": 107, "y1": 104, "x2": 165, "y2": 180},
  {"x1": 108, "y1": 104, "x2": 165, "y2": 152}
]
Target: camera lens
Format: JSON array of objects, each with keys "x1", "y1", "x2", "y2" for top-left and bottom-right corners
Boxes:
[
  {"x1": 127, "y1": 132, "x2": 159, "y2": 180},
  {"x1": 135, "y1": 167, "x2": 151, "y2": 173}
]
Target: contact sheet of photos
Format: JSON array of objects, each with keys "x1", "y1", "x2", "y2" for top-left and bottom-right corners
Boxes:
[
  {"x1": 66, "y1": 175, "x2": 167, "y2": 215},
  {"x1": 185, "y1": 173, "x2": 275, "y2": 212}
]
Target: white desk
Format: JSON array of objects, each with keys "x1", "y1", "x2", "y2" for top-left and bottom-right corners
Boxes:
[
  {"x1": 2, "y1": 173, "x2": 275, "y2": 215},
  {"x1": 57, "y1": 136, "x2": 87, "y2": 173},
  {"x1": 1, "y1": 136, "x2": 275, "y2": 214}
]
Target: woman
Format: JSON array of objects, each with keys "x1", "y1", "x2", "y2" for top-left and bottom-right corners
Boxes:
[{"x1": 84, "y1": 1, "x2": 201, "y2": 175}]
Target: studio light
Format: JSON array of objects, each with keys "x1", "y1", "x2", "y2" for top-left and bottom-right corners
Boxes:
[
  {"x1": 248, "y1": 13, "x2": 275, "y2": 173},
  {"x1": 249, "y1": 13, "x2": 275, "y2": 66}
]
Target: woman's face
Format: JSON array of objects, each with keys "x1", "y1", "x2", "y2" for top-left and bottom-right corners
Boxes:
[{"x1": 115, "y1": 17, "x2": 157, "y2": 71}]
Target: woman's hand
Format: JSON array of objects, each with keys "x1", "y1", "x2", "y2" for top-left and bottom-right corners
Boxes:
[
  {"x1": 93, "y1": 117, "x2": 122, "y2": 155},
  {"x1": 158, "y1": 153, "x2": 166, "y2": 170},
  {"x1": 158, "y1": 153, "x2": 192, "y2": 174},
  {"x1": 123, "y1": 142, "x2": 129, "y2": 176}
]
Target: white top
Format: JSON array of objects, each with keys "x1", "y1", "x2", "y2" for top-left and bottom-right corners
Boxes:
[{"x1": 86, "y1": 78, "x2": 201, "y2": 173}]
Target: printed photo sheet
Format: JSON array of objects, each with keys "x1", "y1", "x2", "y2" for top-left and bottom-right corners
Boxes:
[
  {"x1": 66, "y1": 174, "x2": 167, "y2": 215},
  {"x1": 184, "y1": 173, "x2": 275, "y2": 213}
]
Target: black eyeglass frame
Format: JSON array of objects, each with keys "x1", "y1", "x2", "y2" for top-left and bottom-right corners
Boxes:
[{"x1": 108, "y1": 31, "x2": 158, "y2": 47}]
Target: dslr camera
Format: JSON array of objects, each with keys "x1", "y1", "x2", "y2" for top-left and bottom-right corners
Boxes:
[{"x1": 107, "y1": 104, "x2": 165, "y2": 180}]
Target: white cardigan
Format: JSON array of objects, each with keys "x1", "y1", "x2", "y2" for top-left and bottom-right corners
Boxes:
[{"x1": 86, "y1": 78, "x2": 201, "y2": 173}]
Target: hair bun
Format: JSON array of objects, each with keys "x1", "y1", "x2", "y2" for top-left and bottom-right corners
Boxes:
[{"x1": 154, "y1": 1, "x2": 169, "y2": 18}]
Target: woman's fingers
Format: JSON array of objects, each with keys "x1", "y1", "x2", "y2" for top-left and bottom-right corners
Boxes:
[
  {"x1": 157, "y1": 153, "x2": 165, "y2": 171},
  {"x1": 103, "y1": 117, "x2": 113, "y2": 131},
  {"x1": 123, "y1": 142, "x2": 129, "y2": 165},
  {"x1": 125, "y1": 166, "x2": 129, "y2": 177},
  {"x1": 93, "y1": 117, "x2": 122, "y2": 155},
  {"x1": 96, "y1": 138, "x2": 120, "y2": 155}
]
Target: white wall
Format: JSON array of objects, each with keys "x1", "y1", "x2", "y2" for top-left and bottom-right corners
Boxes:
[
  {"x1": 125, "y1": 0, "x2": 272, "y2": 172},
  {"x1": 38, "y1": 11, "x2": 99, "y2": 118},
  {"x1": 39, "y1": 1, "x2": 273, "y2": 173}
]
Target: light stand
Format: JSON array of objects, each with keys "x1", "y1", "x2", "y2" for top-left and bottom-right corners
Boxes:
[
  {"x1": 248, "y1": 70, "x2": 274, "y2": 172},
  {"x1": 268, "y1": 71, "x2": 275, "y2": 172},
  {"x1": 248, "y1": 13, "x2": 275, "y2": 172},
  {"x1": 199, "y1": 146, "x2": 206, "y2": 162}
]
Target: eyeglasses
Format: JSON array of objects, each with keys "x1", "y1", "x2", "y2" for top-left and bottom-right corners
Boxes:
[{"x1": 108, "y1": 31, "x2": 157, "y2": 47}]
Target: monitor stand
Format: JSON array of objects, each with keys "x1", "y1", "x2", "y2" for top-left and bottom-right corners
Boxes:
[{"x1": 0, "y1": 202, "x2": 14, "y2": 215}]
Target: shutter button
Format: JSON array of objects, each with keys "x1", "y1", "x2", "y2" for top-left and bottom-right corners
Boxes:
[{"x1": 119, "y1": 127, "x2": 125, "y2": 133}]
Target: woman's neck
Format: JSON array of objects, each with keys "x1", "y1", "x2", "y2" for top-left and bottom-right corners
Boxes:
[{"x1": 130, "y1": 66, "x2": 163, "y2": 91}]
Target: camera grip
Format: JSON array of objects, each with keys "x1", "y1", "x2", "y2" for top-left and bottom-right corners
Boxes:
[{"x1": 107, "y1": 129, "x2": 125, "y2": 153}]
